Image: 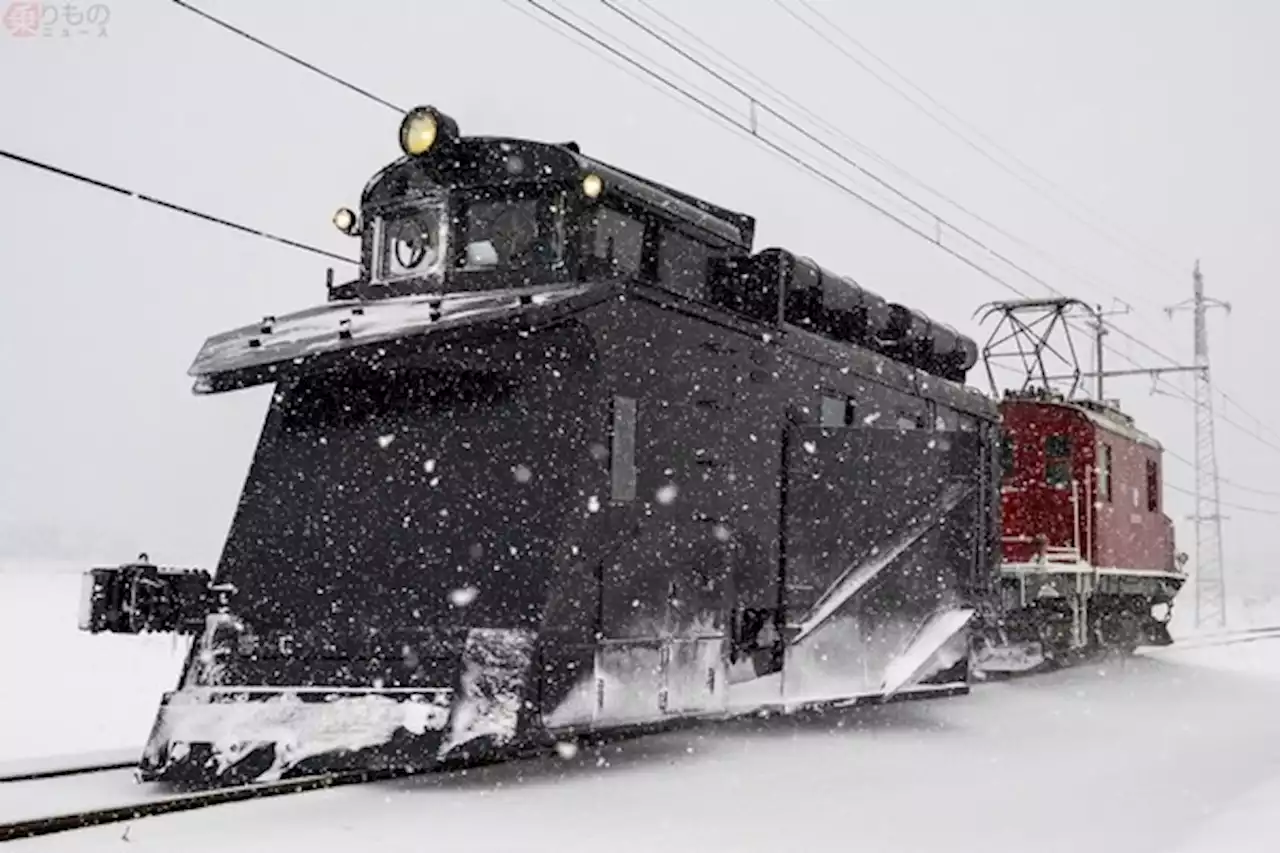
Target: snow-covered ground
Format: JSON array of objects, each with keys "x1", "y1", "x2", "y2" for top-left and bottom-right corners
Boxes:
[{"x1": 5, "y1": 561, "x2": 1280, "y2": 852}]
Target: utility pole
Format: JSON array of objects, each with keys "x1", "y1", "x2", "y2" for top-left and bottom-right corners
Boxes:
[
  {"x1": 1090, "y1": 300, "x2": 1132, "y2": 401},
  {"x1": 1166, "y1": 261, "x2": 1231, "y2": 630}
]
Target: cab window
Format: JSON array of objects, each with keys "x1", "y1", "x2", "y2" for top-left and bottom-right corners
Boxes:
[
  {"x1": 820, "y1": 394, "x2": 855, "y2": 427},
  {"x1": 1045, "y1": 434, "x2": 1072, "y2": 487},
  {"x1": 583, "y1": 206, "x2": 646, "y2": 278},
  {"x1": 453, "y1": 186, "x2": 567, "y2": 272},
  {"x1": 658, "y1": 227, "x2": 726, "y2": 301},
  {"x1": 1098, "y1": 443, "x2": 1113, "y2": 502}
]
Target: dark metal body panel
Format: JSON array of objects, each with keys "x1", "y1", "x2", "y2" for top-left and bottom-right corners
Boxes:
[{"x1": 139, "y1": 271, "x2": 1001, "y2": 784}]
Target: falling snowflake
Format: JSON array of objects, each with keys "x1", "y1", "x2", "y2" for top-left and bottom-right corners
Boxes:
[
  {"x1": 713, "y1": 524, "x2": 732, "y2": 542},
  {"x1": 656, "y1": 483, "x2": 679, "y2": 505},
  {"x1": 450, "y1": 586, "x2": 479, "y2": 607},
  {"x1": 587, "y1": 495, "x2": 601, "y2": 513},
  {"x1": 424, "y1": 459, "x2": 437, "y2": 474},
  {"x1": 377, "y1": 434, "x2": 396, "y2": 449},
  {"x1": 512, "y1": 464, "x2": 533, "y2": 484},
  {"x1": 554, "y1": 741, "x2": 579, "y2": 759},
  {"x1": 802, "y1": 441, "x2": 817, "y2": 454}
]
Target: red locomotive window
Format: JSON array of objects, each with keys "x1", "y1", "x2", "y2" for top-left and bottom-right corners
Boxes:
[
  {"x1": 1000, "y1": 437, "x2": 1015, "y2": 479},
  {"x1": 1098, "y1": 443, "x2": 1113, "y2": 502},
  {"x1": 1045, "y1": 434, "x2": 1071, "y2": 488},
  {"x1": 1146, "y1": 459, "x2": 1159, "y2": 512}
]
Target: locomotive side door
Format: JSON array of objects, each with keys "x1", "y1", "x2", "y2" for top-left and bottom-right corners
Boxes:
[
  {"x1": 652, "y1": 398, "x2": 734, "y2": 717},
  {"x1": 593, "y1": 396, "x2": 734, "y2": 724}
]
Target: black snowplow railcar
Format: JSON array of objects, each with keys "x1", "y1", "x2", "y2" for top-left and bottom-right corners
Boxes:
[{"x1": 80, "y1": 106, "x2": 1002, "y2": 786}]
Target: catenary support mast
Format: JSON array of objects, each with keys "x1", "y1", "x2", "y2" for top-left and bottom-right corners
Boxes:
[{"x1": 1166, "y1": 261, "x2": 1231, "y2": 629}]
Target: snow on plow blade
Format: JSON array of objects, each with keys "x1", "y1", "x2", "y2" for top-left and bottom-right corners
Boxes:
[
  {"x1": 138, "y1": 628, "x2": 536, "y2": 786},
  {"x1": 880, "y1": 607, "x2": 975, "y2": 698}
]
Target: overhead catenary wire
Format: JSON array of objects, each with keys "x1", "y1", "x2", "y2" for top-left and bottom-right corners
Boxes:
[
  {"x1": 585, "y1": 0, "x2": 1280, "y2": 462},
  {"x1": 0, "y1": 148, "x2": 356, "y2": 265},
  {"x1": 596, "y1": 0, "x2": 1121, "y2": 309},
  {"x1": 776, "y1": 0, "x2": 1270, "y2": 439},
  {"x1": 1164, "y1": 446, "x2": 1280, "y2": 500},
  {"x1": 516, "y1": 0, "x2": 1052, "y2": 304},
  {"x1": 622, "y1": 1, "x2": 1207, "y2": 394},
  {"x1": 169, "y1": 0, "x2": 1280, "y2": 472},
  {"x1": 498, "y1": 0, "x2": 741, "y2": 122},
  {"x1": 615, "y1": 2, "x2": 1196, "y2": 388},
  {"x1": 1165, "y1": 481, "x2": 1280, "y2": 516},
  {"x1": 601, "y1": 1, "x2": 1179, "y2": 373},
  {"x1": 629, "y1": 0, "x2": 1049, "y2": 239},
  {"x1": 986, "y1": 360, "x2": 1280, "y2": 502},
  {"x1": 780, "y1": 0, "x2": 1187, "y2": 281},
  {"x1": 174, "y1": 0, "x2": 747, "y2": 136},
  {"x1": 171, "y1": 0, "x2": 403, "y2": 112},
  {"x1": 1103, "y1": 344, "x2": 1280, "y2": 457}
]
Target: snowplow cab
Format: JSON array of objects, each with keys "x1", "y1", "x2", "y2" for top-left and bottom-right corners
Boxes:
[{"x1": 85, "y1": 105, "x2": 1001, "y2": 788}]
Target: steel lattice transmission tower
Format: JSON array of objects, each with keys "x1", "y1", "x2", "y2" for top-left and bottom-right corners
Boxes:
[{"x1": 1166, "y1": 261, "x2": 1231, "y2": 629}]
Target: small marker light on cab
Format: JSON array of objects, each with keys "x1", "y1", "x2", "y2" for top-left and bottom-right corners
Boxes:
[
  {"x1": 582, "y1": 173, "x2": 603, "y2": 199},
  {"x1": 333, "y1": 207, "x2": 360, "y2": 236}
]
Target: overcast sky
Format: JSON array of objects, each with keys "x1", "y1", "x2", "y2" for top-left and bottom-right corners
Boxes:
[{"x1": 2, "y1": 0, "x2": 1278, "y2": 601}]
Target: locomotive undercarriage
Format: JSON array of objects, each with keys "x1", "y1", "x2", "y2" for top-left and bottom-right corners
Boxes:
[{"x1": 973, "y1": 565, "x2": 1182, "y2": 674}]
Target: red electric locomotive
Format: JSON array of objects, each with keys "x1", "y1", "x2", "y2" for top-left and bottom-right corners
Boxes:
[{"x1": 974, "y1": 298, "x2": 1187, "y2": 672}]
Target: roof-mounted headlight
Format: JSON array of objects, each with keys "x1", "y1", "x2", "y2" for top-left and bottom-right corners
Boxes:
[{"x1": 399, "y1": 105, "x2": 460, "y2": 157}]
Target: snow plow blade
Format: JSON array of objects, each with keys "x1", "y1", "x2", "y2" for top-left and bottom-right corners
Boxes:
[
  {"x1": 772, "y1": 425, "x2": 989, "y2": 706},
  {"x1": 971, "y1": 638, "x2": 1048, "y2": 674},
  {"x1": 880, "y1": 607, "x2": 975, "y2": 698},
  {"x1": 138, "y1": 628, "x2": 537, "y2": 786},
  {"x1": 1142, "y1": 618, "x2": 1175, "y2": 647}
]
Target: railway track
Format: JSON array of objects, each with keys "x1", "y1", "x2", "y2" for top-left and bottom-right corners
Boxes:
[
  {"x1": 0, "y1": 682, "x2": 968, "y2": 842},
  {"x1": 0, "y1": 763, "x2": 418, "y2": 843},
  {"x1": 4, "y1": 626, "x2": 1276, "y2": 843},
  {"x1": 1162, "y1": 624, "x2": 1280, "y2": 652},
  {"x1": 0, "y1": 739, "x2": 571, "y2": 844},
  {"x1": 0, "y1": 749, "x2": 142, "y2": 785}
]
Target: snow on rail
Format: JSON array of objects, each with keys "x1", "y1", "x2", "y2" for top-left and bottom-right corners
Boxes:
[
  {"x1": 0, "y1": 748, "x2": 139, "y2": 783},
  {"x1": 0, "y1": 767, "x2": 382, "y2": 843}
]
